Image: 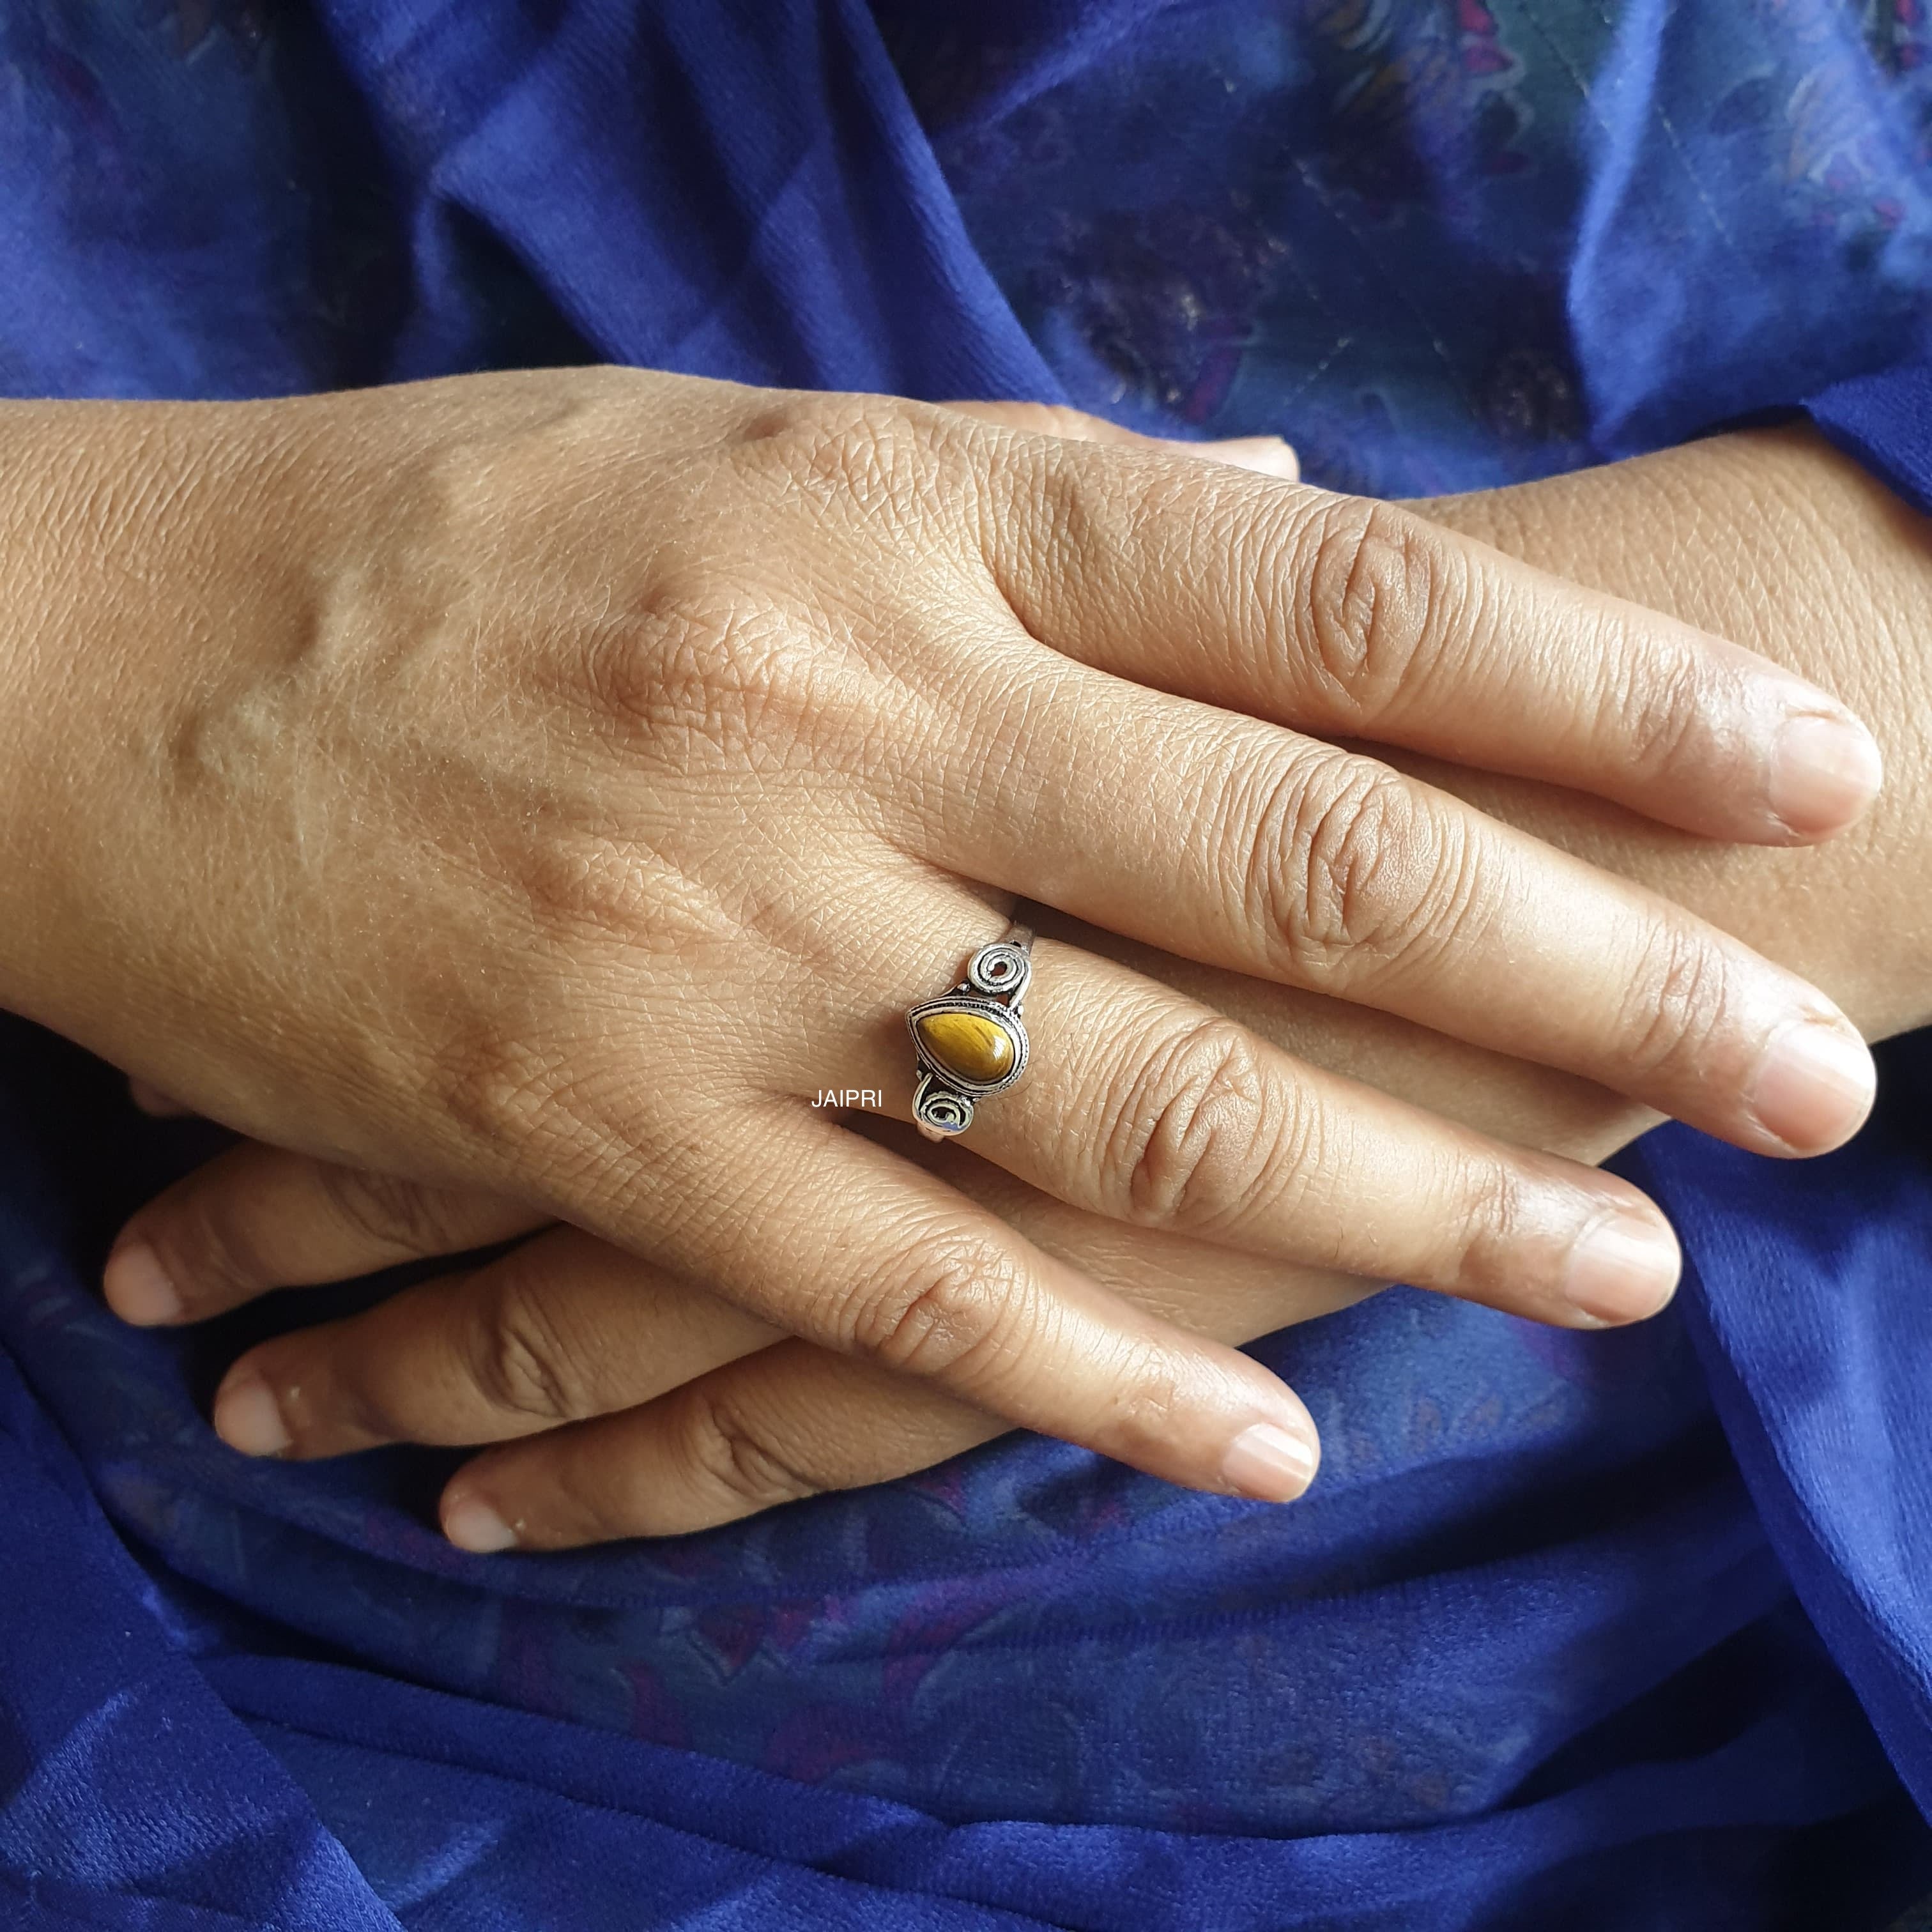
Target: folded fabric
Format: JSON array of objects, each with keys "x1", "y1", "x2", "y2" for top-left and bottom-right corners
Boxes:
[{"x1": 4, "y1": 2, "x2": 1932, "y2": 1926}]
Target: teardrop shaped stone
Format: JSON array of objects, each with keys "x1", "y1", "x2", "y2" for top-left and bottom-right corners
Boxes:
[{"x1": 915, "y1": 1009, "x2": 1015, "y2": 1084}]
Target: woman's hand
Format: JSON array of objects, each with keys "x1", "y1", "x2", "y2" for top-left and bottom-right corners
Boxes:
[
  {"x1": 96, "y1": 420, "x2": 1932, "y2": 1550},
  {"x1": 15, "y1": 369, "x2": 1875, "y2": 1507}
]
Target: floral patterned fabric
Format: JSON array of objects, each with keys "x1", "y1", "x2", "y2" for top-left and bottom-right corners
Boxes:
[{"x1": 876, "y1": 0, "x2": 1932, "y2": 493}]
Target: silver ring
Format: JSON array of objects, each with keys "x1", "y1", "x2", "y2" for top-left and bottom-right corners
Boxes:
[{"x1": 907, "y1": 922, "x2": 1034, "y2": 1140}]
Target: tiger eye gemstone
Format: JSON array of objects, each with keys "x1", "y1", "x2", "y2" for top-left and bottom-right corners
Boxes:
[{"x1": 915, "y1": 1009, "x2": 1015, "y2": 1084}]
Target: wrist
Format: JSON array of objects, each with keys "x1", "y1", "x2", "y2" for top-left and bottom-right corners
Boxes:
[
  {"x1": 0, "y1": 398, "x2": 253, "y2": 1037},
  {"x1": 0, "y1": 399, "x2": 106, "y2": 1022}
]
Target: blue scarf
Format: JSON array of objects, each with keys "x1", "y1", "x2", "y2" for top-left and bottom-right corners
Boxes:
[{"x1": 4, "y1": 3, "x2": 1932, "y2": 1924}]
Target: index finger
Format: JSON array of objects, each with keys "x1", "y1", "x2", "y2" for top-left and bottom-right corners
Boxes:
[{"x1": 963, "y1": 423, "x2": 1881, "y2": 844}]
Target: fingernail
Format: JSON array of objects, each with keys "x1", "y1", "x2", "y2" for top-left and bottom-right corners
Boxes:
[
  {"x1": 212, "y1": 1367, "x2": 292, "y2": 1458},
  {"x1": 1221, "y1": 1420, "x2": 1320, "y2": 1501},
  {"x1": 1202, "y1": 434, "x2": 1300, "y2": 480},
  {"x1": 1747, "y1": 1018, "x2": 1877, "y2": 1153},
  {"x1": 102, "y1": 1241, "x2": 183, "y2": 1325},
  {"x1": 1563, "y1": 1211, "x2": 1680, "y2": 1324},
  {"x1": 444, "y1": 1496, "x2": 518, "y2": 1554},
  {"x1": 1767, "y1": 713, "x2": 1883, "y2": 836}
]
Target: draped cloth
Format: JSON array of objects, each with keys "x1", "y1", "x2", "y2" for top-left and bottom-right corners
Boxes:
[{"x1": 5, "y1": 3, "x2": 1932, "y2": 1925}]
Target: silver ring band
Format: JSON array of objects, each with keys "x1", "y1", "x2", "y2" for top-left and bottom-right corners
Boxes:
[{"x1": 906, "y1": 922, "x2": 1034, "y2": 1140}]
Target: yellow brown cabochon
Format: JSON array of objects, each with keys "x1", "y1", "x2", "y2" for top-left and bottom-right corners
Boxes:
[{"x1": 914, "y1": 1009, "x2": 1015, "y2": 1084}]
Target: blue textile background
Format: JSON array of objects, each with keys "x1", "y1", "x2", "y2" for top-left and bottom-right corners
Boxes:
[{"x1": 4, "y1": 2, "x2": 1932, "y2": 1926}]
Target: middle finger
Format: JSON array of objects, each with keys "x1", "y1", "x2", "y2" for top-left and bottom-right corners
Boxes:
[{"x1": 899, "y1": 652, "x2": 1874, "y2": 1158}]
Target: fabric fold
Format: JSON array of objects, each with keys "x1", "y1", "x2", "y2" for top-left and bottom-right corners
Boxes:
[{"x1": 6, "y1": 2, "x2": 1932, "y2": 1925}]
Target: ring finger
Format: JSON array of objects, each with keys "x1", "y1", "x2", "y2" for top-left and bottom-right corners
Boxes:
[
  {"x1": 796, "y1": 910, "x2": 1683, "y2": 1331},
  {"x1": 111, "y1": 915, "x2": 1683, "y2": 1341}
]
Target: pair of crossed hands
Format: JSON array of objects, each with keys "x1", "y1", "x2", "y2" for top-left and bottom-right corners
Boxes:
[{"x1": 4, "y1": 373, "x2": 1923, "y2": 1550}]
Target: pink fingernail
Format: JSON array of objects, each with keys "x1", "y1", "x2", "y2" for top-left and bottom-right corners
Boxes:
[
  {"x1": 102, "y1": 1241, "x2": 182, "y2": 1325},
  {"x1": 1221, "y1": 1420, "x2": 1320, "y2": 1501},
  {"x1": 444, "y1": 1496, "x2": 518, "y2": 1554},
  {"x1": 212, "y1": 1368, "x2": 291, "y2": 1458},
  {"x1": 1747, "y1": 1018, "x2": 1877, "y2": 1154},
  {"x1": 1767, "y1": 713, "x2": 1883, "y2": 836},
  {"x1": 1563, "y1": 1211, "x2": 1680, "y2": 1324}
]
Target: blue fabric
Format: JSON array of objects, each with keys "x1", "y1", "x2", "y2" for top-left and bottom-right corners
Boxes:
[
  {"x1": 5, "y1": 2, "x2": 1932, "y2": 1927},
  {"x1": 1810, "y1": 358, "x2": 1932, "y2": 516}
]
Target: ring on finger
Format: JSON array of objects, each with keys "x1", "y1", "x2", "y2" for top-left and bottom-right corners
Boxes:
[{"x1": 906, "y1": 921, "x2": 1033, "y2": 1140}]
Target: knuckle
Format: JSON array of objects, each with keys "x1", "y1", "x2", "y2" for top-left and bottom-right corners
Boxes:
[
  {"x1": 814, "y1": 402, "x2": 953, "y2": 518},
  {"x1": 1298, "y1": 497, "x2": 1459, "y2": 717},
  {"x1": 844, "y1": 1235, "x2": 1025, "y2": 1383},
  {"x1": 1100, "y1": 1340, "x2": 1195, "y2": 1451},
  {"x1": 1609, "y1": 633, "x2": 1707, "y2": 779},
  {"x1": 677, "y1": 1385, "x2": 825, "y2": 1515},
  {"x1": 464, "y1": 1274, "x2": 595, "y2": 1426},
  {"x1": 1617, "y1": 921, "x2": 1738, "y2": 1084},
  {"x1": 736, "y1": 393, "x2": 960, "y2": 528},
  {"x1": 1104, "y1": 1019, "x2": 1280, "y2": 1232},
  {"x1": 315, "y1": 1163, "x2": 470, "y2": 1261},
  {"x1": 1257, "y1": 755, "x2": 1475, "y2": 985},
  {"x1": 1438, "y1": 1155, "x2": 1533, "y2": 1296},
  {"x1": 588, "y1": 572, "x2": 821, "y2": 770},
  {"x1": 157, "y1": 1183, "x2": 278, "y2": 1302}
]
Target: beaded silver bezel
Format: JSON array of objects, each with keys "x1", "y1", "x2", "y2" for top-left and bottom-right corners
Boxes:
[{"x1": 905, "y1": 931, "x2": 1034, "y2": 1137}]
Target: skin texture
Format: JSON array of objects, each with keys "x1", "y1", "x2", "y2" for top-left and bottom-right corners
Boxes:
[{"x1": 84, "y1": 406, "x2": 1932, "y2": 1549}]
